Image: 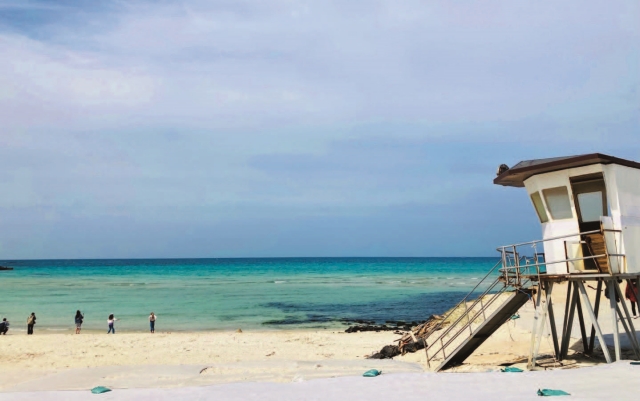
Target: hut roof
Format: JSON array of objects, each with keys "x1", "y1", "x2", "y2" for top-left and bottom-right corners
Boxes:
[{"x1": 494, "y1": 153, "x2": 640, "y2": 187}]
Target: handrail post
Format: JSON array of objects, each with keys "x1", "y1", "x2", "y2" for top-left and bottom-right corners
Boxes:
[
  {"x1": 513, "y1": 245, "x2": 520, "y2": 287},
  {"x1": 464, "y1": 301, "x2": 474, "y2": 335},
  {"x1": 424, "y1": 341, "x2": 431, "y2": 369}
]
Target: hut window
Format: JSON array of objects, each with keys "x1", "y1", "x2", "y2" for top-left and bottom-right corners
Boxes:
[
  {"x1": 542, "y1": 186, "x2": 573, "y2": 220},
  {"x1": 530, "y1": 192, "x2": 549, "y2": 223},
  {"x1": 576, "y1": 192, "x2": 604, "y2": 222}
]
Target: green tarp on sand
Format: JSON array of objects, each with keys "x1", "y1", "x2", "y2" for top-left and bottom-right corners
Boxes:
[
  {"x1": 537, "y1": 388, "x2": 570, "y2": 396},
  {"x1": 91, "y1": 386, "x2": 112, "y2": 394},
  {"x1": 363, "y1": 369, "x2": 381, "y2": 377}
]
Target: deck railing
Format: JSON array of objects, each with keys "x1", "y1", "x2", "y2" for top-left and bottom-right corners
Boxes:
[{"x1": 497, "y1": 228, "x2": 626, "y2": 284}]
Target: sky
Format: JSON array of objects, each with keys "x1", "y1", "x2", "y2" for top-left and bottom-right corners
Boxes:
[{"x1": 0, "y1": 0, "x2": 638, "y2": 259}]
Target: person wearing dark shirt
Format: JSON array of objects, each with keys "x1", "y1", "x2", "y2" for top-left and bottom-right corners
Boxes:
[
  {"x1": 75, "y1": 310, "x2": 84, "y2": 334},
  {"x1": 0, "y1": 318, "x2": 9, "y2": 335},
  {"x1": 27, "y1": 313, "x2": 36, "y2": 335}
]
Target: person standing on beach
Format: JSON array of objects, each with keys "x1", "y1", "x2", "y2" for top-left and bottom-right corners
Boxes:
[
  {"x1": 0, "y1": 318, "x2": 9, "y2": 335},
  {"x1": 27, "y1": 313, "x2": 36, "y2": 335},
  {"x1": 107, "y1": 314, "x2": 117, "y2": 334},
  {"x1": 626, "y1": 280, "x2": 638, "y2": 317},
  {"x1": 149, "y1": 312, "x2": 156, "y2": 334},
  {"x1": 75, "y1": 310, "x2": 84, "y2": 334}
]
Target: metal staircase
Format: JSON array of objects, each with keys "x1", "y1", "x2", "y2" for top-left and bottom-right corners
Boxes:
[{"x1": 423, "y1": 259, "x2": 534, "y2": 371}]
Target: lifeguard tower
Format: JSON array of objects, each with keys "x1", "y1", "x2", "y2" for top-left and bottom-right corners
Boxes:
[{"x1": 419, "y1": 153, "x2": 640, "y2": 371}]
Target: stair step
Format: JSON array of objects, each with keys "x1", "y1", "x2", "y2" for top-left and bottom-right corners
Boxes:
[{"x1": 584, "y1": 233, "x2": 609, "y2": 273}]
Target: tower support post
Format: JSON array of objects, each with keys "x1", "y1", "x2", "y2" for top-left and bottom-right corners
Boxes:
[
  {"x1": 608, "y1": 279, "x2": 621, "y2": 361},
  {"x1": 528, "y1": 284, "x2": 543, "y2": 369},
  {"x1": 545, "y1": 282, "x2": 560, "y2": 359},
  {"x1": 533, "y1": 282, "x2": 554, "y2": 364},
  {"x1": 613, "y1": 280, "x2": 640, "y2": 358},
  {"x1": 587, "y1": 280, "x2": 603, "y2": 354},
  {"x1": 577, "y1": 280, "x2": 612, "y2": 363},
  {"x1": 560, "y1": 283, "x2": 578, "y2": 359}
]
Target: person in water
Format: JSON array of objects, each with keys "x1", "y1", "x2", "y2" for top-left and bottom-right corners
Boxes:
[
  {"x1": 27, "y1": 313, "x2": 36, "y2": 335},
  {"x1": 75, "y1": 310, "x2": 84, "y2": 334},
  {"x1": 107, "y1": 314, "x2": 118, "y2": 334},
  {"x1": 149, "y1": 312, "x2": 156, "y2": 333}
]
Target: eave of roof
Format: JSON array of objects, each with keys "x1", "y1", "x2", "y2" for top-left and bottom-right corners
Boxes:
[{"x1": 493, "y1": 153, "x2": 640, "y2": 188}]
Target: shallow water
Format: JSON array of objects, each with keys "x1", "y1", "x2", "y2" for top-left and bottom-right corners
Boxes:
[{"x1": 0, "y1": 258, "x2": 499, "y2": 332}]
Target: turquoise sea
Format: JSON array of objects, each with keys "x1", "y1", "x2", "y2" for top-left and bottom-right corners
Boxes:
[{"x1": 0, "y1": 258, "x2": 499, "y2": 333}]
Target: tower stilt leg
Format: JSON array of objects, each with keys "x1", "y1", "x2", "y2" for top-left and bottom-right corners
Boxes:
[
  {"x1": 560, "y1": 281, "x2": 572, "y2": 358},
  {"x1": 528, "y1": 285, "x2": 543, "y2": 369},
  {"x1": 546, "y1": 282, "x2": 560, "y2": 359},
  {"x1": 614, "y1": 280, "x2": 640, "y2": 358},
  {"x1": 577, "y1": 281, "x2": 612, "y2": 363},
  {"x1": 587, "y1": 280, "x2": 603, "y2": 354},
  {"x1": 533, "y1": 283, "x2": 553, "y2": 364},
  {"x1": 608, "y1": 279, "x2": 621, "y2": 361},
  {"x1": 560, "y1": 283, "x2": 578, "y2": 359},
  {"x1": 575, "y1": 284, "x2": 588, "y2": 353}
]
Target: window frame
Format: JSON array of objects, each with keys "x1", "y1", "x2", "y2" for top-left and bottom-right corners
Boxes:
[
  {"x1": 530, "y1": 191, "x2": 549, "y2": 223},
  {"x1": 542, "y1": 186, "x2": 574, "y2": 220}
]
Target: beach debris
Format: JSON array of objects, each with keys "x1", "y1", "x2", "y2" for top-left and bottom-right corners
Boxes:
[
  {"x1": 362, "y1": 369, "x2": 381, "y2": 377},
  {"x1": 368, "y1": 345, "x2": 401, "y2": 359},
  {"x1": 236, "y1": 328, "x2": 243, "y2": 333},
  {"x1": 366, "y1": 315, "x2": 444, "y2": 359},
  {"x1": 631, "y1": 361, "x2": 640, "y2": 365},
  {"x1": 266, "y1": 352, "x2": 275, "y2": 356},
  {"x1": 91, "y1": 386, "x2": 112, "y2": 394},
  {"x1": 368, "y1": 339, "x2": 427, "y2": 359},
  {"x1": 537, "y1": 388, "x2": 570, "y2": 396}
]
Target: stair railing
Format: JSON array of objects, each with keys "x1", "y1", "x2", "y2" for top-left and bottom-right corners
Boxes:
[
  {"x1": 423, "y1": 260, "x2": 514, "y2": 361},
  {"x1": 423, "y1": 260, "x2": 502, "y2": 342},
  {"x1": 425, "y1": 274, "x2": 533, "y2": 365},
  {"x1": 423, "y1": 256, "x2": 536, "y2": 365}
]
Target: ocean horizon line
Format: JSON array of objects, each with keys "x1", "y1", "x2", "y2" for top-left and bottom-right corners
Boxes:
[{"x1": 0, "y1": 255, "x2": 500, "y2": 262}]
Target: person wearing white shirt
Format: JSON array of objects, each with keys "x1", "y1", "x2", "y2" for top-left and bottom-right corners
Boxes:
[
  {"x1": 107, "y1": 314, "x2": 118, "y2": 334},
  {"x1": 149, "y1": 312, "x2": 156, "y2": 333}
]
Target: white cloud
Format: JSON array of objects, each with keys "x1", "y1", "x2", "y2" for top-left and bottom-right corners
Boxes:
[
  {"x1": 0, "y1": 34, "x2": 156, "y2": 133},
  {"x1": 2, "y1": 0, "x2": 638, "y2": 137}
]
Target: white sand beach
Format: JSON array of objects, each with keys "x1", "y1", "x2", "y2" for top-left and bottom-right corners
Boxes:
[
  {"x1": 0, "y1": 330, "x2": 423, "y2": 391},
  {"x1": 2, "y1": 362, "x2": 639, "y2": 401}
]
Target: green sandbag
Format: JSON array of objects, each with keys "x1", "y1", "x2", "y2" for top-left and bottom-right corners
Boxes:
[
  {"x1": 501, "y1": 366, "x2": 523, "y2": 372},
  {"x1": 363, "y1": 369, "x2": 381, "y2": 377},
  {"x1": 537, "y1": 388, "x2": 570, "y2": 396},
  {"x1": 91, "y1": 386, "x2": 112, "y2": 394}
]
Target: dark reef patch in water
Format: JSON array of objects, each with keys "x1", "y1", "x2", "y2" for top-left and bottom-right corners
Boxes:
[{"x1": 261, "y1": 291, "x2": 469, "y2": 326}]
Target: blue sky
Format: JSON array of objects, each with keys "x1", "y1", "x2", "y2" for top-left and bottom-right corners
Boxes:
[{"x1": 0, "y1": 0, "x2": 638, "y2": 258}]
